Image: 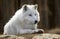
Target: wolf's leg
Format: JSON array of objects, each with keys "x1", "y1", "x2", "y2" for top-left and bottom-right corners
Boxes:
[
  {"x1": 19, "y1": 29, "x2": 44, "y2": 34},
  {"x1": 19, "y1": 29, "x2": 35, "y2": 34}
]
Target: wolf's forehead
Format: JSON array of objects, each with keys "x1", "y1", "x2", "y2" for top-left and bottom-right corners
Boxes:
[
  {"x1": 27, "y1": 5, "x2": 35, "y2": 9},
  {"x1": 27, "y1": 10, "x2": 38, "y2": 15}
]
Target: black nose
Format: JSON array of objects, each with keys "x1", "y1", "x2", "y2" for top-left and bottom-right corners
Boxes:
[{"x1": 34, "y1": 20, "x2": 38, "y2": 24}]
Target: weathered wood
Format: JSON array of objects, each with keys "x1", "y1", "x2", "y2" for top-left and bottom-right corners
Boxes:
[{"x1": 0, "y1": 34, "x2": 60, "y2": 39}]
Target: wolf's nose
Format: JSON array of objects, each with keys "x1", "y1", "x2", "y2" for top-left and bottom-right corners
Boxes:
[{"x1": 34, "y1": 20, "x2": 38, "y2": 24}]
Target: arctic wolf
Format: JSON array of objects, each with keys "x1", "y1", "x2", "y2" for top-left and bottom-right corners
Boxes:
[{"x1": 3, "y1": 4, "x2": 44, "y2": 35}]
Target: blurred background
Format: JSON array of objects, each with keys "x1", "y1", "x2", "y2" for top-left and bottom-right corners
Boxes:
[{"x1": 0, "y1": 0, "x2": 60, "y2": 34}]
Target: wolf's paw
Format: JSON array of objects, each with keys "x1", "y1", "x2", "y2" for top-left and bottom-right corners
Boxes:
[{"x1": 33, "y1": 29, "x2": 44, "y2": 34}]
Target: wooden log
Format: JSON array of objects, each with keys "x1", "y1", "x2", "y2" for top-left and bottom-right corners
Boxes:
[{"x1": 0, "y1": 34, "x2": 60, "y2": 39}]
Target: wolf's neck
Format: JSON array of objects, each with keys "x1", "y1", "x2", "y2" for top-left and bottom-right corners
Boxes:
[{"x1": 15, "y1": 20, "x2": 37, "y2": 29}]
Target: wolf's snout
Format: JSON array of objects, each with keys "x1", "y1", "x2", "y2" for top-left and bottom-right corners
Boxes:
[{"x1": 34, "y1": 20, "x2": 38, "y2": 24}]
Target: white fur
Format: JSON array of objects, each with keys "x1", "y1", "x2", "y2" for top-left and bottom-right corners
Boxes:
[{"x1": 3, "y1": 4, "x2": 43, "y2": 35}]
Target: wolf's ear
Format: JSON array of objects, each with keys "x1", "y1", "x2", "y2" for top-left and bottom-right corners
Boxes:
[
  {"x1": 34, "y1": 4, "x2": 38, "y2": 9},
  {"x1": 23, "y1": 4, "x2": 28, "y2": 11}
]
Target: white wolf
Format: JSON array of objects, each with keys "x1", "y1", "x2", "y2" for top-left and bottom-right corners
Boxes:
[{"x1": 3, "y1": 4, "x2": 44, "y2": 35}]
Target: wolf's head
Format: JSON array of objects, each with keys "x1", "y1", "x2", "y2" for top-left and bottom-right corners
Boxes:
[
  {"x1": 16, "y1": 4, "x2": 40, "y2": 25},
  {"x1": 21, "y1": 4, "x2": 40, "y2": 24}
]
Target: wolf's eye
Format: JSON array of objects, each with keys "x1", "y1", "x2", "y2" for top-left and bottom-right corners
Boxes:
[
  {"x1": 35, "y1": 14, "x2": 37, "y2": 16},
  {"x1": 29, "y1": 14, "x2": 32, "y2": 16}
]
